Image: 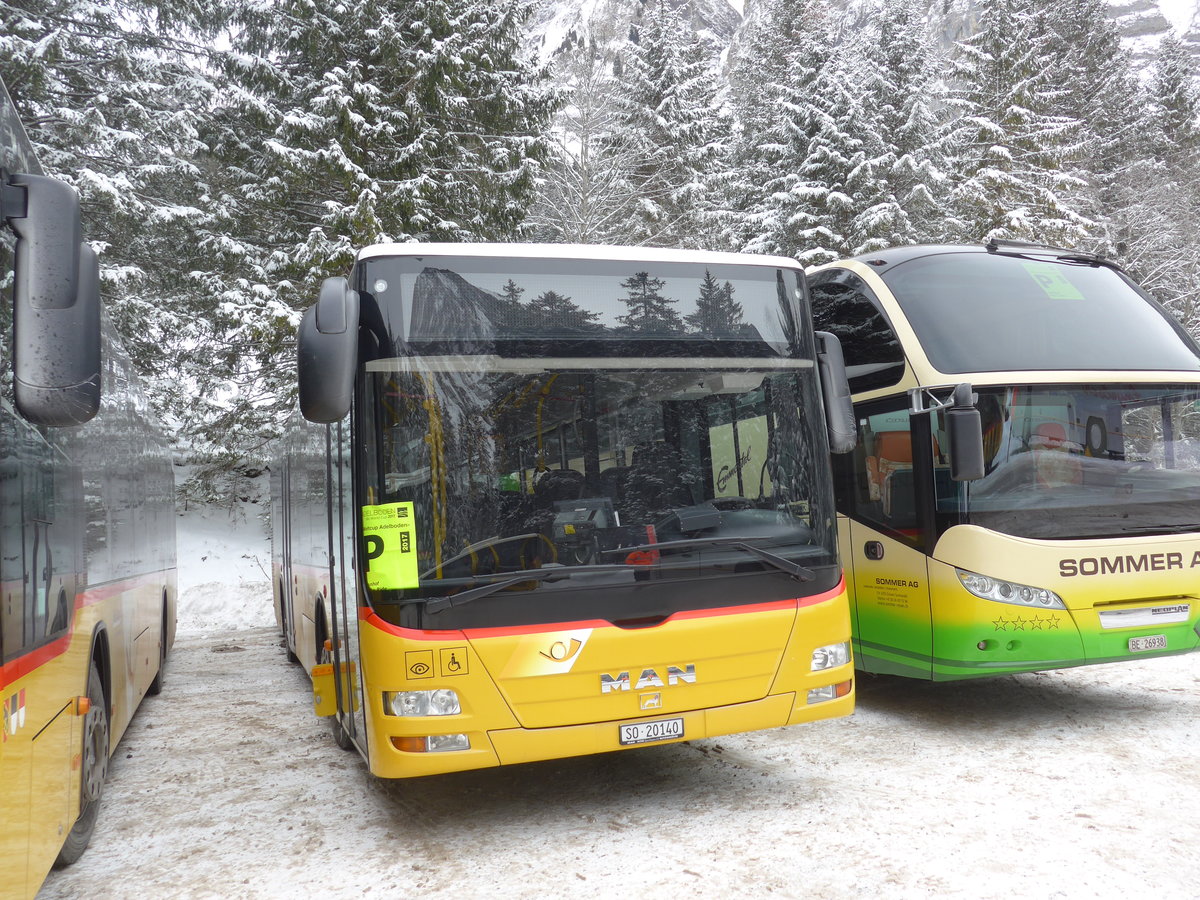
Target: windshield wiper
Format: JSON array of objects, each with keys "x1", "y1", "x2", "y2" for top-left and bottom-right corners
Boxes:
[
  {"x1": 602, "y1": 536, "x2": 816, "y2": 582},
  {"x1": 418, "y1": 538, "x2": 817, "y2": 614},
  {"x1": 1113, "y1": 523, "x2": 1200, "y2": 537},
  {"x1": 420, "y1": 564, "x2": 636, "y2": 613},
  {"x1": 984, "y1": 239, "x2": 1125, "y2": 273}
]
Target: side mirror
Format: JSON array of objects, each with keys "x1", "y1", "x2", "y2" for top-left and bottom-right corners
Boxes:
[
  {"x1": 814, "y1": 331, "x2": 857, "y2": 454},
  {"x1": 3, "y1": 172, "x2": 102, "y2": 425},
  {"x1": 298, "y1": 276, "x2": 360, "y2": 422},
  {"x1": 945, "y1": 383, "x2": 985, "y2": 481}
]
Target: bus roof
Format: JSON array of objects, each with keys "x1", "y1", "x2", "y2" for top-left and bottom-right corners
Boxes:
[
  {"x1": 824, "y1": 242, "x2": 1121, "y2": 276},
  {"x1": 357, "y1": 242, "x2": 803, "y2": 271}
]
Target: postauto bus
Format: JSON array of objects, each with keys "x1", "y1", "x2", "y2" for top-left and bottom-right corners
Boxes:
[{"x1": 271, "y1": 243, "x2": 858, "y2": 776}]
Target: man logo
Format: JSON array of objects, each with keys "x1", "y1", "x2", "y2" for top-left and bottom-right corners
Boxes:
[
  {"x1": 601, "y1": 665, "x2": 696, "y2": 694},
  {"x1": 640, "y1": 692, "x2": 662, "y2": 710}
]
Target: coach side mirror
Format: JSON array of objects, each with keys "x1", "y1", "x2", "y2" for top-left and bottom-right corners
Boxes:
[
  {"x1": 815, "y1": 331, "x2": 856, "y2": 453},
  {"x1": 299, "y1": 276, "x2": 360, "y2": 422},
  {"x1": 2, "y1": 171, "x2": 101, "y2": 426},
  {"x1": 946, "y1": 383, "x2": 985, "y2": 481}
]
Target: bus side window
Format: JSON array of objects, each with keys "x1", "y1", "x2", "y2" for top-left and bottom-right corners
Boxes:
[
  {"x1": 0, "y1": 443, "x2": 21, "y2": 661},
  {"x1": 809, "y1": 270, "x2": 906, "y2": 393}
]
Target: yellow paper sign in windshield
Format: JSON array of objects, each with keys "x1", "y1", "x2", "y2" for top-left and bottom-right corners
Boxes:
[
  {"x1": 1021, "y1": 262, "x2": 1085, "y2": 301},
  {"x1": 362, "y1": 502, "x2": 420, "y2": 590}
]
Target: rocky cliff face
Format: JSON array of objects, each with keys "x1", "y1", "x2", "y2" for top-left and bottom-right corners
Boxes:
[
  {"x1": 738, "y1": 0, "x2": 1197, "y2": 66},
  {"x1": 529, "y1": 0, "x2": 1200, "y2": 79}
]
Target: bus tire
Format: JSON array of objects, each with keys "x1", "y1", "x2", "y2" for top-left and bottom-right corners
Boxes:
[
  {"x1": 281, "y1": 590, "x2": 300, "y2": 665},
  {"x1": 147, "y1": 606, "x2": 167, "y2": 696},
  {"x1": 54, "y1": 661, "x2": 109, "y2": 868},
  {"x1": 331, "y1": 717, "x2": 355, "y2": 751}
]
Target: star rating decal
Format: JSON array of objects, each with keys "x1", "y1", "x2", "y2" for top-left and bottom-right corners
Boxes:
[{"x1": 993, "y1": 613, "x2": 1062, "y2": 632}]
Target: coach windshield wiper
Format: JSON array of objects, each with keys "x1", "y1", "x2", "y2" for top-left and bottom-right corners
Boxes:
[
  {"x1": 1113, "y1": 523, "x2": 1200, "y2": 536},
  {"x1": 602, "y1": 536, "x2": 816, "y2": 582},
  {"x1": 984, "y1": 239, "x2": 1125, "y2": 273}
]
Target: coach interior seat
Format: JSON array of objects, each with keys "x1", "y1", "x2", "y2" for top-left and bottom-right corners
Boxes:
[
  {"x1": 1032, "y1": 422, "x2": 1083, "y2": 488},
  {"x1": 868, "y1": 430, "x2": 913, "y2": 512}
]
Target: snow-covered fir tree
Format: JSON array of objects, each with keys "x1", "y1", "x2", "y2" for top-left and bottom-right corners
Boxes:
[
  {"x1": 1117, "y1": 34, "x2": 1200, "y2": 335},
  {"x1": 942, "y1": 0, "x2": 1093, "y2": 245},
  {"x1": 724, "y1": 0, "x2": 839, "y2": 260},
  {"x1": 854, "y1": 0, "x2": 951, "y2": 246},
  {"x1": 527, "y1": 49, "x2": 646, "y2": 244},
  {"x1": 0, "y1": 0, "x2": 224, "y2": 443},
  {"x1": 610, "y1": 0, "x2": 729, "y2": 247},
  {"x1": 187, "y1": 0, "x2": 555, "y2": 476},
  {"x1": 1036, "y1": 0, "x2": 1145, "y2": 251}
]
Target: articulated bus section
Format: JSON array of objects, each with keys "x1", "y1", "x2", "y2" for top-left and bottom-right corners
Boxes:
[{"x1": 812, "y1": 243, "x2": 1200, "y2": 680}]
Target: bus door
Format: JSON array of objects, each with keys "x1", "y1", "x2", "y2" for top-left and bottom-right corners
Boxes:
[
  {"x1": 330, "y1": 420, "x2": 365, "y2": 751},
  {"x1": 839, "y1": 402, "x2": 934, "y2": 678}
]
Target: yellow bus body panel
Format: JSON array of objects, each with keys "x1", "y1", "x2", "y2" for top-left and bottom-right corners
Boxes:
[
  {"x1": 1, "y1": 572, "x2": 175, "y2": 899},
  {"x1": 354, "y1": 583, "x2": 854, "y2": 779}
]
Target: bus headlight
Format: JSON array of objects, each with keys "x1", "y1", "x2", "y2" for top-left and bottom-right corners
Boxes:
[
  {"x1": 956, "y1": 569, "x2": 1066, "y2": 609},
  {"x1": 384, "y1": 689, "x2": 461, "y2": 717},
  {"x1": 811, "y1": 641, "x2": 850, "y2": 671}
]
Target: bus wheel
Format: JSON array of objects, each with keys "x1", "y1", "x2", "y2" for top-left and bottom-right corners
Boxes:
[
  {"x1": 331, "y1": 715, "x2": 355, "y2": 751},
  {"x1": 148, "y1": 608, "x2": 167, "y2": 696},
  {"x1": 281, "y1": 590, "x2": 300, "y2": 665},
  {"x1": 54, "y1": 662, "x2": 109, "y2": 868}
]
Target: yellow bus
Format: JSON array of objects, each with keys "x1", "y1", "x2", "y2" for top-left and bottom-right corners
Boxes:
[
  {"x1": 272, "y1": 244, "x2": 856, "y2": 777},
  {"x1": 1, "y1": 78, "x2": 177, "y2": 897},
  {"x1": 809, "y1": 241, "x2": 1200, "y2": 680}
]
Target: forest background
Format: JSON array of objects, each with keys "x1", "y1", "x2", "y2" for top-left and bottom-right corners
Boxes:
[{"x1": 4, "y1": 0, "x2": 1200, "y2": 502}]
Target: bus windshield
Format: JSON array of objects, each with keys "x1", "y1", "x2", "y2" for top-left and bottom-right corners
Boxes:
[
  {"x1": 881, "y1": 252, "x2": 1200, "y2": 374},
  {"x1": 935, "y1": 384, "x2": 1200, "y2": 540},
  {"x1": 356, "y1": 254, "x2": 837, "y2": 629}
]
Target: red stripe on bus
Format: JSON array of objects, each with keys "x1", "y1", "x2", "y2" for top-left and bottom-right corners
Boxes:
[
  {"x1": 0, "y1": 632, "x2": 73, "y2": 692},
  {"x1": 360, "y1": 576, "x2": 846, "y2": 641},
  {"x1": 0, "y1": 570, "x2": 174, "y2": 692}
]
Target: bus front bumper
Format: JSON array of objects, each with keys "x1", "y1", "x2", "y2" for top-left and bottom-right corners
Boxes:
[{"x1": 368, "y1": 686, "x2": 853, "y2": 778}]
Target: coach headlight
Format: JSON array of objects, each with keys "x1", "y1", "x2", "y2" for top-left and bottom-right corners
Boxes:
[
  {"x1": 956, "y1": 569, "x2": 1066, "y2": 609},
  {"x1": 384, "y1": 689, "x2": 462, "y2": 717}
]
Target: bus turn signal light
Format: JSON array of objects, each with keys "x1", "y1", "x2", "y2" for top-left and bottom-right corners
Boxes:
[
  {"x1": 807, "y1": 680, "x2": 852, "y2": 704},
  {"x1": 390, "y1": 734, "x2": 470, "y2": 753}
]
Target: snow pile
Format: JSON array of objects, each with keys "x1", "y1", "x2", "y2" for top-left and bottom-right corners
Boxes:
[{"x1": 174, "y1": 469, "x2": 274, "y2": 635}]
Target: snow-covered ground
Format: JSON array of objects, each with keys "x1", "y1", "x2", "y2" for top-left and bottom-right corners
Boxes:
[{"x1": 36, "y1": 487, "x2": 1200, "y2": 900}]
